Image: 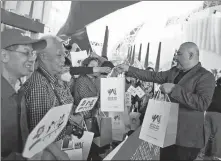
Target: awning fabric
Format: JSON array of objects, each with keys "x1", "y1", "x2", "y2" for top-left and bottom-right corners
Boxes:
[{"x1": 57, "y1": 1, "x2": 138, "y2": 36}]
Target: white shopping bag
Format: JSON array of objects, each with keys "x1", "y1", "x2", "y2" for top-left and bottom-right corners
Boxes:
[
  {"x1": 55, "y1": 138, "x2": 83, "y2": 160},
  {"x1": 100, "y1": 77, "x2": 125, "y2": 112},
  {"x1": 109, "y1": 112, "x2": 126, "y2": 141},
  {"x1": 70, "y1": 50, "x2": 88, "y2": 67},
  {"x1": 65, "y1": 149, "x2": 82, "y2": 160},
  {"x1": 139, "y1": 93, "x2": 179, "y2": 148},
  {"x1": 22, "y1": 104, "x2": 72, "y2": 158},
  {"x1": 72, "y1": 132, "x2": 94, "y2": 160},
  {"x1": 129, "y1": 107, "x2": 141, "y2": 131}
]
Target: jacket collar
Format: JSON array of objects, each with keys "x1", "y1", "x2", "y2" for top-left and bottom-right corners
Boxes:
[
  {"x1": 172, "y1": 62, "x2": 202, "y2": 84},
  {"x1": 1, "y1": 75, "x2": 16, "y2": 98}
]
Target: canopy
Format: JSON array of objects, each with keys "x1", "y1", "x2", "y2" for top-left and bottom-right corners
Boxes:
[{"x1": 57, "y1": 1, "x2": 138, "y2": 36}]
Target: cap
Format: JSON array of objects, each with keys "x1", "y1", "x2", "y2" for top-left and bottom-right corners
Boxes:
[{"x1": 1, "y1": 29, "x2": 46, "y2": 50}]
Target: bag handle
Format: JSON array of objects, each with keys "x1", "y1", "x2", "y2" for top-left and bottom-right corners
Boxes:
[
  {"x1": 154, "y1": 90, "x2": 162, "y2": 100},
  {"x1": 164, "y1": 94, "x2": 171, "y2": 102},
  {"x1": 82, "y1": 120, "x2": 88, "y2": 131},
  {"x1": 98, "y1": 109, "x2": 107, "y2": 117}
]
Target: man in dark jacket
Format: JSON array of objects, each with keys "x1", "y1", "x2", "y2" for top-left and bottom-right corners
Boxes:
[{"x1": 116, "y1": 42, "x2": 216, "y2": 161}]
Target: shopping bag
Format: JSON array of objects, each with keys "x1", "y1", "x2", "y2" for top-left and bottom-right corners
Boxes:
[
  {"x1": 84, "y1": 117, "x2": 100, "y2": 138},
  {"x1": 122, "y1": 102, "x2": 131, "y2": 133},
  {"x1": 139, "y1": 92, "x2": 179, "y2": 148},
  {"x1": 100, "y1": 77, "x2": 125, "y2": 112},
  {"x1": 109, "y1": 112, "x2": 126, "y2": 141},
  {"x1": 93, "y1": 112, "x2": 112, "y2": 147},
  {"x1": 129, "y1": 107, "x2": 141, "y2": 131},
  {"x1": 54, "y1": 138, "x2": 83, "y2": 160},
  {"x1": 70, "y1": 50, "x2": 88, "y2": 67},
  {"x1": 72, "y1": 131, "x2": 94, "y2": 160},
  {"x1": 65, "y1": 148, "x2": 82, "y2": 160}
]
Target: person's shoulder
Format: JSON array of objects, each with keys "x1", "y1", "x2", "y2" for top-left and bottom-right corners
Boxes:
[
  {"x1": 23, "y1": 71, "x2": 48, "y2": 90},
  {"x1": 198, "y1": 66, "x2": 215, "y2": 78}
]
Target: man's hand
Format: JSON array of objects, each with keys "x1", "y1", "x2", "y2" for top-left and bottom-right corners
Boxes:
[
  {"x1": 116, "y1": 64, "x2": 130, "y2": 73},
  {"x1": 159, "y1": 83, "x2": 175, "y2": 94},
  {"x1": 93, "y1": 67, "x2": 111, "y2": 74}
]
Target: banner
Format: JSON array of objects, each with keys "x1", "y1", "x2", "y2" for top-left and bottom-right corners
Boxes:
[
  {"x1": 22, "y1": 104, "x2": 73, "y2": 158},
  {"x1": 75, "y1": 97, "x2": 98, "y2": 113}
]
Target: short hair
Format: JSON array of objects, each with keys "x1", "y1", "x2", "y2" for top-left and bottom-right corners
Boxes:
[
  {"x1": 82, "y1": 57, "x2": 99, "y2": 67},
  {"x1": 36, "y1": 35, "x2": 64, "y2": 60}
]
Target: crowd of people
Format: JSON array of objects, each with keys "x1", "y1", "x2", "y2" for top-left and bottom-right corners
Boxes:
[{"x1": 1, "y1": 28, "x2": 221, "y2": 160}]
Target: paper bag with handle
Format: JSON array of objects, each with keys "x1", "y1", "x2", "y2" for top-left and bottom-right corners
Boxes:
[
  {"x1": 139, "y1": 90, "x2": 179, "y2": 148},
  {"x1": 93, "y1": 110, "x2": 112, "y2": 147}
]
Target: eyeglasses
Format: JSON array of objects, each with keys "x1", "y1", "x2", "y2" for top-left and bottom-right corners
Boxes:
[{"x1": 6, "y1": 49, "x2": 37, "y2": 58}]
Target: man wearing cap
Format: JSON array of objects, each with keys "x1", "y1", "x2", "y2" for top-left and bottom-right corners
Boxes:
[{"x1": 1, "y1": 29, "x2": 69, "y2": 160}]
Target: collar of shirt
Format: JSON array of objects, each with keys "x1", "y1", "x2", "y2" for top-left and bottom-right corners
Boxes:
[
  {"x1": 1, "y1": 75, "x2": 17, "y2": 99},
  {"x1": 38, "y1": 63, "x2": 57, "y2": 84}
]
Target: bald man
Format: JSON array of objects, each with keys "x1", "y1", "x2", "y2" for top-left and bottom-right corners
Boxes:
[{"x1": 116, "y1": 42, "x2": 216, "y2": 161}]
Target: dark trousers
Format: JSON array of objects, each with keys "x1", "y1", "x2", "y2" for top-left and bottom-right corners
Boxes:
[{"x1": 160, "y1": 145, "x2": 201, "y2": 161}]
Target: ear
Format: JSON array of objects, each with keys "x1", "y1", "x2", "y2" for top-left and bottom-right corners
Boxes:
[
  {"x1": 189, "y1": 52, "x2": 194, "y2": 60},
  {"x1": 1, "y1": 49, "x2": 10, "y2": 63}
]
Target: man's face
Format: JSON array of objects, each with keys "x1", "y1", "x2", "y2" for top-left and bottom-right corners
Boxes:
[
  {"x1": 3, "y1": 44, "x2": 36, "y2": 78},
  {"x1": 44, "y1": 43, "x2": 66, "y2": 75},
  {"x1": 175, "y1": 45, "x2": 190, "y2": 70}
]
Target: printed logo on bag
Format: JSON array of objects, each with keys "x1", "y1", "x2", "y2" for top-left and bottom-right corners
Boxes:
[
  {"x1": 149, "y1": 114, "x2": 162, "y2": 131},
  {"x1": 107, "y1": 88, "x2": 117, "y2": 101},
  {"x1": 74, "y1": 142, "x2": 84, "y2": 149},
  {"x1": 152, "y1": 115, "x2": 161, "y2": 124},
  {"x1": 113, "y1": 114, "x2": 121, "y2": 125}
]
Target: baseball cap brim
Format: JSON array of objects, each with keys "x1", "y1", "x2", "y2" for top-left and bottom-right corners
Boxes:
[
  {"x1": 11, "y1": 38, "x2": 47, "y2": 51},
  {"x1": 1, "y1": 29, "x2": 47, "y2": 51}
]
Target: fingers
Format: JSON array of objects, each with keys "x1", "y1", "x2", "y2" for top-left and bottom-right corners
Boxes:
[{"x1": 101, "y1": 67, "x2": 111, "y2": 73}]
